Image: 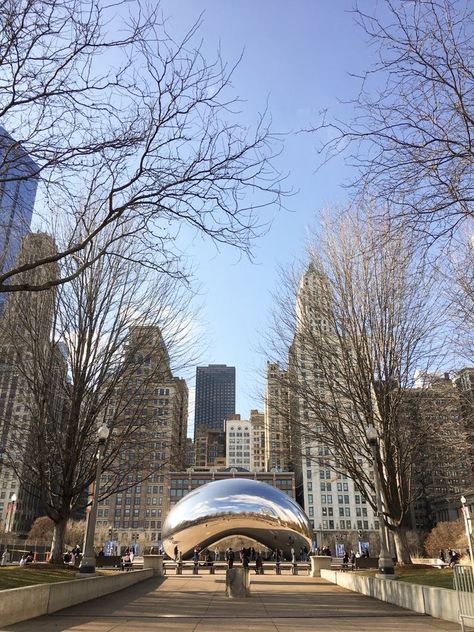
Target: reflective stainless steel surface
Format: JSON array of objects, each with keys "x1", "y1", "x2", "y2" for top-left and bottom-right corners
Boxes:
[{"x1": 163, "y1": 478, "x2": 313, "y2": 559}]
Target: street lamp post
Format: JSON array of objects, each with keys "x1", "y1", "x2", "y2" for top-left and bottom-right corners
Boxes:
[
  {"x1": 460, "y1": 496, "x2": 474, "y2": 575},
  {"x1": 79, "y1": 423, "x2": 110, "y2": 574},
  {"x1": 367, "y1": 426, "x2": 395, "y2": 577}
]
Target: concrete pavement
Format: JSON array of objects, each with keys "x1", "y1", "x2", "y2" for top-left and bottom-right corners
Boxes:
[{"x1": 2, "y1": 574, "x2": 461, "y2": 631}]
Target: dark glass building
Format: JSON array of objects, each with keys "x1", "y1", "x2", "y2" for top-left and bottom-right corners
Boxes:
[
  {"x1": 0, "y1": 127, "x2": 38, "y2": 313},
  {"x1": 194, "y1": 364, "x2": 235, "y2": 440}
]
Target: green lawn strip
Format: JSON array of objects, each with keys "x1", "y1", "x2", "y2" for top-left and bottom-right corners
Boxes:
[
  {"x1": 358, "y1": 567, "x2": 454, "y2": 590},
  {"x1": 0, "y1": 566, "x2": 119, "y2": 590}
]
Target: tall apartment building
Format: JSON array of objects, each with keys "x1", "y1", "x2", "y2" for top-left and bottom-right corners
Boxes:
[
  {"x1": 0, "y1": 128, "x2": 38, "y2": 314},
  {"x1": 98, "y1": 325, "x2": 188, "y2": 550},
  {"x1": 264, "y1": 362, "x2": 292, "y2": 471},
  {"x1": 0, "y1": 233, "x2": 60, "y2": 534},
  {"x1": 290, "y1": 264, "x2": 377, "y2": 544},
  {"x1": 193, "y1": 364, "x2": 235, "y2": 439},
  {"x1": 225, "y1": 410, "x2": 265, "y2": 472},
  {"x1": 408, "y1": 374, "x2": 473, "y2": 528}
]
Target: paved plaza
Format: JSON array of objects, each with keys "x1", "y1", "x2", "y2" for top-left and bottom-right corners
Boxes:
[{"x1": 3, "y1": 574, "x2": 461, "y2": 632}]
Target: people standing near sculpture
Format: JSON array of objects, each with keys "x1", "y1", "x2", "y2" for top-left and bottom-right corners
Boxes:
[
  {"x1": 225, "y1": 547, "x2": 235, "y2": 569},
  {"x1": 255, "y1": 552, "x2": 263, "y2": 575}
]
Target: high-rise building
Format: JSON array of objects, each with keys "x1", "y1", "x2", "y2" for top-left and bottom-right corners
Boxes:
[
  {"x1": 97, "y1": 325, "x2": 188, "y2": 550},
  {"x1": 0, "y1": 128, "x2": 38, "y2": 313},
  {"x1": 0, "y1": 233, "x2": 60, "y2": 534},
  {"x1": 225, "y1": 410, "x2": 266, "y2": 472},
  {"x1": 193, "y1": 364, "x2": 235, "y2": 439},
  {"x1": 290, "y1": 264, "x2": 377, "y2": 544},
  {"x1": 264, "y1": 362, "x2": 291, "y2": 471},
  {"x1": 408, "y1": 373, "x2": 473, "y2": 529}
]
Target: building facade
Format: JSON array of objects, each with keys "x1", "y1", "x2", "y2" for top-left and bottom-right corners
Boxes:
[
  {"x1": 290, "y1": 264, "x2": 378, "y2": 546},
  {"x1": 264, "y1": 362, "x2": 292, "y2": 471},
  {"x1": 168, "y1": 470, "x2": 296, "y2": 508},
  {"x1": 225, "y1": 410, "x2": 265, "y2": 472},
  {"x1": 0, "y1": 128, "x2": 38, "y2": 314},
  {"x1": 193, "y1": 364, "x2": 235, "y2": 439},
  {"x1": 97, "y1": 325, "x2": 188, "y2": 551},
  {"x1": 194, "y1": 427, "x2": 226, "y2": 468},
  {"x1": 0, "y1": 233, "x2": 60, "y2": 534},
  {"x1": 409, "y1": 374, "x2": 473, "y2": 529}
]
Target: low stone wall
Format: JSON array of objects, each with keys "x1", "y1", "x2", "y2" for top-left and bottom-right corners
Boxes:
[
  {"x1": 0, "y1": 568, "x2": 153, "y2": 627},
  {"x1": 320, "y1": 569, "x2": 461, "y2": 624}
]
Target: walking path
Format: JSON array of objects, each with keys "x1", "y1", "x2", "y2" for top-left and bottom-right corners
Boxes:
[{"x1": 3, "y1": 574, "x2": 460, "y2": 631}]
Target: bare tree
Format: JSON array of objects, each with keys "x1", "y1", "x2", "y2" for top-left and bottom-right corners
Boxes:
[
  {"x1": 266, "y1": 209, "x2": 467, "y2": 563},
  {"x1": 445, "y1": 234, "x2": 474, "y2": 364},
  {"x1": 0, "y1": 0, "x2": 282, "y2": 295},
  {"x1": 0, "y1": 227, "x2": 198, "y2": 562},
  {"x1": 316, "y1": 0, "x2": 474, "y2": 246}
]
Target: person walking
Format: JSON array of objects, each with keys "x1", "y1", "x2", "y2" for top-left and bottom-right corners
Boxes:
[{"x1": 255, "y1": 552, "x2": 263, "y2": 575}]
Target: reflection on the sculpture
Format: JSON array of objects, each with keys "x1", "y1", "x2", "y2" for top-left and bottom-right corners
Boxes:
[{"x1": 162, "y1": 478, "x2": 313, "y2": 559}]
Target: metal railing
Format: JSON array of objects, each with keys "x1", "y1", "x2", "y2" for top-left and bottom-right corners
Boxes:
[
  {"x1": 453, "y1": 564, "x2": 474, "y2": 632},
  {"x1": 162, "y1": 561, "x2": 310, "y2": 576}
]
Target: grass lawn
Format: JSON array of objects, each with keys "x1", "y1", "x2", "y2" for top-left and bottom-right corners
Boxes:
[
  {"x1": 0, "y1": 564, "x2": 116, "y2": 590},
  {"x1": 360, "y1": 566, "x2": 454, "y2": 590}
]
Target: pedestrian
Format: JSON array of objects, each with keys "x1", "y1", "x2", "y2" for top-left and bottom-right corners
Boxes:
[
  {"x1": 342, "y1": 551, "x2": 349, "y2": 570},
  {"x1": 350, "y1": 550, "x2": 356, "y2": 570},
  {"x1": 439, "y1": 549, "x2": 445, "y2": 564},
  {"x1": 242, "y1": 550, "x2": 249, "y2": 569},
  {"x1": 214, "y1": 548, "x2": 220, "y2": 561},
  {"x1": 255, "y1": 552, "x2": 263, "y2": 574},
  {"x1": 193, "y1": 547, "x2": 200, "y2": 563},
  {"x1": 174, "y1": 545, "x2": 178, "y2": 561},
  {"x1": 225, "y1": 547, "x2": 235, "y2": 569}
]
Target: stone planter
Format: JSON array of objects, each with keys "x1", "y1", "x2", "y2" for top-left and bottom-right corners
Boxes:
[
  {"x1": 225, "y1": 567, "x2": 250, "y2": 597},
  {"x1": 310, "y1": 555, "x2": 332, "y2": 577},
  {"x1": 143, "y1": 555, "x2": 164, "y2": 576}
]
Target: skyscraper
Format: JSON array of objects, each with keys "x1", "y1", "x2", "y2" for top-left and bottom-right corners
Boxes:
[
  {"x1": 98, "y1": 325, "x2": 188, "y2": 549},
  {"x1": 0, "y1": 128, "x2": 38, "y2": 313},
  {"x1": 0, "y1": 232, "x2": 60, "y2": 534},
  {"x1": 291, "y1": 264, "x2": 377, "y2": 543},
  {"x1": 193, "y1": 364, "x2": 235, "y2": 440}
]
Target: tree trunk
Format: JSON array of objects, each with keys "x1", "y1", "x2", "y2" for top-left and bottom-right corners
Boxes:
[
  {"x1": 50, "y1": 518, "x2": 68, "y2": 564},
  {"x1": 392, "y1": 527, "x2": 412, "y2": 565}
]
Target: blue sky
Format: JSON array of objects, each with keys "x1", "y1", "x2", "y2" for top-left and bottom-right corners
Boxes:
[{"x1": 157, "y1": 1, "x2": 377, "y2": 433}]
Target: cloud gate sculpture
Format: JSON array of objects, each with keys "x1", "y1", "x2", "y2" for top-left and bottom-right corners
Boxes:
[{"x1": 162, "y1": 478, "x2": 313, "y2": 559}]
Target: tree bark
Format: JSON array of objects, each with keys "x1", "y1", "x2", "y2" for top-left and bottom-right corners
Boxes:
[
  {"x1": 49, "y1": 518, "x2": 68, "y2": 564},
  {"x1": 392, "y1": 527, "x2": 412, "y2": 565}
]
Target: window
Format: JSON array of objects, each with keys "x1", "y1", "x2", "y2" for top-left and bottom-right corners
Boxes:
[
  {"x1": 339, "y1": 507, "x2": 344, "y2": 517},
  {"x1": 307, "y1": 494, "x2": 313, "y2": 504},
  {"x1": 308, "y1": 507, "x2": 314, "y2": 516}
]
